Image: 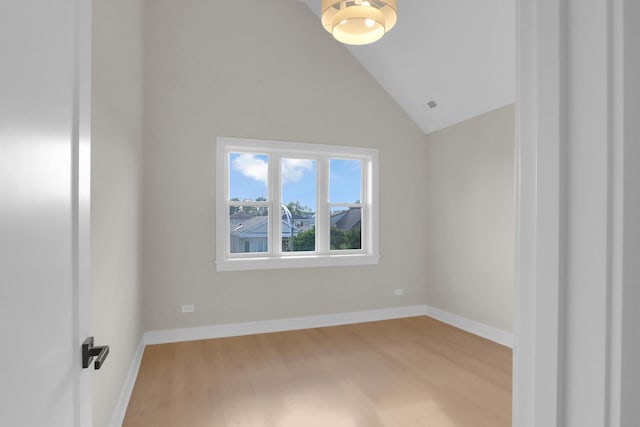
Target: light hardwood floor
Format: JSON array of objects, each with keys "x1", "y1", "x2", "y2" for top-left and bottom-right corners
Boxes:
[{"x1": 123, "y1": 316, "x2": 511, "y2": 427}]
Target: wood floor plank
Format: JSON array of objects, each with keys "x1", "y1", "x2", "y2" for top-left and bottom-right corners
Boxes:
[{"x1": 123, "y1": 316, "x2": 512, "y2": 427}]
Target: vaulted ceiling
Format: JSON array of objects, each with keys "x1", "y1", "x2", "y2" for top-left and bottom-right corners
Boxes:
[{"x1": 302, "y1": 0, "x2": 515, "y2": 134}]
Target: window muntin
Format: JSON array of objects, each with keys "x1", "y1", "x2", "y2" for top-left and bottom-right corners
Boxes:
[{"x1": 216, "y1": 137, "x2": 378, "y2": 271}]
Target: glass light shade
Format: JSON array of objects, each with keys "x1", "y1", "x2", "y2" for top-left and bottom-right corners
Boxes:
[
  {"x1": 331, "y1": 6, "x2": 385, "y2": 45},
  {"x1": 321, "y1": 0, "x2": 398, "y2": 46}
]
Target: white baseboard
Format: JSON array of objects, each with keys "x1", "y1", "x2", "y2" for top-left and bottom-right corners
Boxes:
[
  {"x1": 143, "y1": 305, "x2": 428, "y2": 345},
  {"x1": 142, "y1": 304, "x2": 512, "y2": 348},
  {"x1": 424, "y1": 305, "x2": 513, "y2": 348},
  {"x1": 109, "y1": 339, "x2": 145, "y2": 427}
]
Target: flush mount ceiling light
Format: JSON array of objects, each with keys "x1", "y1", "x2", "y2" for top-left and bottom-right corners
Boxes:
[{"x1": 321, "y1": 0, "x2": 398, "y2": 46}]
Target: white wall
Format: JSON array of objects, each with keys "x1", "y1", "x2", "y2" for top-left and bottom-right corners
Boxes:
[
  {"x1": 91, "y1": 0, "x2": 143, "y2": 425},
  {"x1": 424, "y1": 105, "x2": 515, "y2": 333},
  {"x1": 140, "y1": 0, "x2": 429, "y2": 331}
]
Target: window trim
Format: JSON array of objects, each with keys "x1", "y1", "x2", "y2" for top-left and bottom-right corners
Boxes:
[{"x1": 216, "y1": 136, "x2": 379, "y2": 271}]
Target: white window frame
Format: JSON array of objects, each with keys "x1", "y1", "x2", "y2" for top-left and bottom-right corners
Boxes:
[{"x1": 216, "y1": 136, "x2": 379, "y2": 271}]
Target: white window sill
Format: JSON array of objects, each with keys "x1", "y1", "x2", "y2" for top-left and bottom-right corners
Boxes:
[{"x1": 215, "y1": 253, "x2": 379, "y2": 272}]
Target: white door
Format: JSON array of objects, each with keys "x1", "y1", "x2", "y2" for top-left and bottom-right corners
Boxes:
[{"x1": 0, "y1": 0, "x2": 92, "y2": 426}]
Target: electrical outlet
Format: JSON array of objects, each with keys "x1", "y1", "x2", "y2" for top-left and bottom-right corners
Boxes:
[
  {"x1": 181, "y1": 304, "x2": 195, "y2": 313},
  {"x1": 394, "y1": 288, "x2": 404, "y2": 296}
]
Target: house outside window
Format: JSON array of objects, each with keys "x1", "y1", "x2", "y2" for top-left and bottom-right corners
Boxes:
[{"x1": 216, "y1": 137, "x2": 378, "y2": 271}]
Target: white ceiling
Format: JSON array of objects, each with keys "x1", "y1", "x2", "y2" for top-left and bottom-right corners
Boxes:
[{"x1": 302, "y1": 0, "x2": 515, "y2": 134}]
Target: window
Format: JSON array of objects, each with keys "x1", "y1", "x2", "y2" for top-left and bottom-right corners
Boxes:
[{"x1": 216, "y1": 137, "x2": 378, "y2": 271}]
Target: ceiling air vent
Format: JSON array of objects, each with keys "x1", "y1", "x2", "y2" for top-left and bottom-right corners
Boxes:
[{"x1": 426, "y1": 100, "x2": 438, "y2": 109}]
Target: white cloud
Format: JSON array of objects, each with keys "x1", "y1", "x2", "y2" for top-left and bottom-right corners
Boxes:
[
  {"x1": 282, "y1": 158, "x2": 314, "y2": 184},
  {"x1": 231, "y1": 155, "x2": 313, "y2": 185},
  {"x1": 231, "y1": 154, "x2": 268, "y2": 183}
]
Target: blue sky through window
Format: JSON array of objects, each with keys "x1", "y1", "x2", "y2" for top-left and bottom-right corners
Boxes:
[
  {"x1": 282, "y1": 158, "x2": 317, "y2": 212},
  {"x1": 330, "y1": 159, "x2": 361, "y2": 203},
  {"x1": 229, "y1": 153, "x2": 361, "y2": 209},
  {"x1": 229, "y1": 153, "x2": 268, "y2": 200}
]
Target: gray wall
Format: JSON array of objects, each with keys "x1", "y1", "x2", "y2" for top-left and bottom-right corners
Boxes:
[
  {"x1": 91, "y1": 0, "x2": 144, "y2": 425},
  {"x1": 424, "y1": 105, "x2": 515, "y2": 332},
  {"x1": 140, "y1": 0, "x2": 429, "y2": 331}
]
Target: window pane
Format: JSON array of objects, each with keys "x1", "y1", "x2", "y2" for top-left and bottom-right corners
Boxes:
[
  {"x1": 330, "y1": 159, "x2": 361, "y2": 203},
  {"x1": 282, "y1": 158, "x2": 316, "y2": 252},
  {"x1": 229, "y1": 153, "x2": 268, "y2": 202},
  {"x1": 229, "y1": 207, "x2": 269, "y2": 254},
  {"x1": 330, "y1": 207, "x2": 361, "y2": 250}
]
